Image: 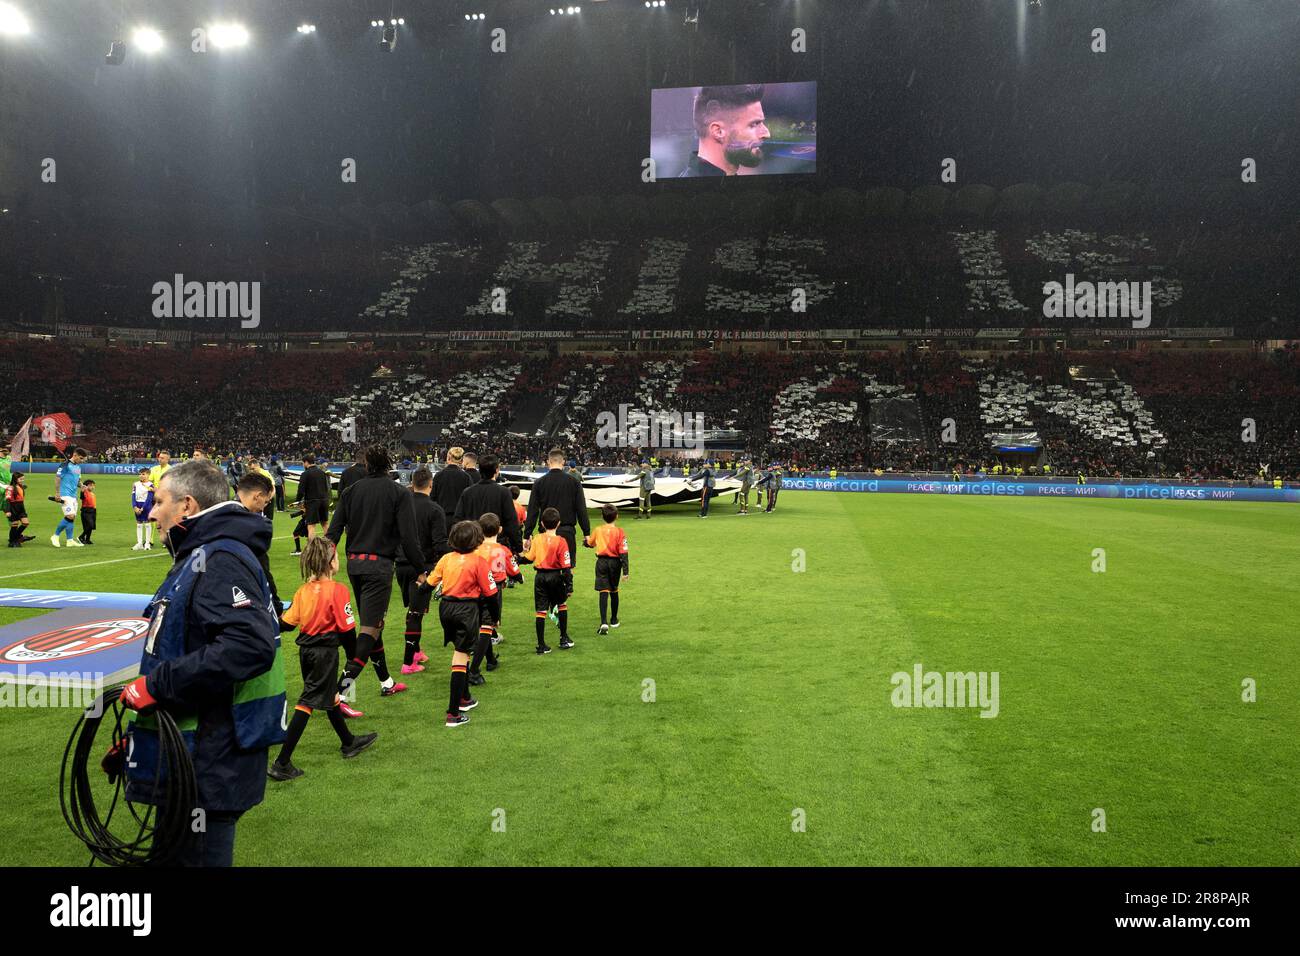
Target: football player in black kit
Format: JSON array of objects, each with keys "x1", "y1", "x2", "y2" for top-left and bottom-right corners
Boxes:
[
  {"x1": 397, "y1": 467, "x2": 449, "y2": 673},
  {"x1": 339, "y1": 451, "x2": 368, "y2": 497},
  {"x1": 295, "y1": 454, "x2": 333, "y2": 543},
  {"x1": 523, "y1": 447, "x2": 591, "y2": 575},
  {"x1": 325, "y1": 445, "x2": 431, "y2": 702}
]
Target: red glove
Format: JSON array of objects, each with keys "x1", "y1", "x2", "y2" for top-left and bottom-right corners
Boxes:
[{"x1": 120, "y1": 676, "x2": 157, "y2": 713}]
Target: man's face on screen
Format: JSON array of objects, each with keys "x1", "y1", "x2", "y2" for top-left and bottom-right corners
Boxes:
[{"x1": 720, "y1": 101, "x2": 770, "y2": 168}]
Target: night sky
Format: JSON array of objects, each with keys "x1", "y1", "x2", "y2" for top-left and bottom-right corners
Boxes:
[{"x1": 2, "y1": 0, "x2": 1297, "y2": 215}]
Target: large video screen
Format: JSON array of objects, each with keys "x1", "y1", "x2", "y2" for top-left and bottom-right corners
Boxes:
[{"x1": 651, "y1": 82, "x2": 817, "y2": 178}]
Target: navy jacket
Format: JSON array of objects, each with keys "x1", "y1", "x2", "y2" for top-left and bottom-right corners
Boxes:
[{"x1": 137, "y1": 502, "x2": 280, "y2": 813}]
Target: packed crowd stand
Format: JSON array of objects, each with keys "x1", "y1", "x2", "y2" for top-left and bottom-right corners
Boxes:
[
  {"x1": 3, "y1": 221, "x2": 1296, "y2": 336},
  {"x1": 3, "y1": 340, "x2": 1297, "y2": 482}
]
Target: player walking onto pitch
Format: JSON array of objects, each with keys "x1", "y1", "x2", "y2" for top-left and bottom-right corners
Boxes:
[
  {"x1": 325, "y1": 445, "x2": 431, "y2": 703},
  {"x1": 50, "y1": 447, "x2": 88, "y2": 547},
  {"x1": 398, "y1": 467, "x2": 449, "y2": 675},
  {"x1": 295, "y1": 454, "x2": 332, "y2": 542},
  {"x1": 523, "y1": 448, "x2": 591, "y2": 578},
  {"x1": 132, "y1": 468, "x2": 155, "y2": 550}
]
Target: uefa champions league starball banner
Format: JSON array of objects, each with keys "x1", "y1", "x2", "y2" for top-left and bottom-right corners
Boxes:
[{"x1": 780, "y1": 476, "x2": 1300, "y2": 503}]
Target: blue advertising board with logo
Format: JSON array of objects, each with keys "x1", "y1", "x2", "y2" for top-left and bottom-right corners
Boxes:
[
  {"x1": 0, "y1": 589, "x2": 152, "y2": 687},
  {"x1": 781, "y1": 476, "x2": 1299, "y2": 503}
]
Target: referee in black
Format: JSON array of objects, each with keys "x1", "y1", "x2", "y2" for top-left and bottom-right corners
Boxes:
[
  {"x1": 524, "y1": 447, "x2": 591, "y2": 569},
  {"x1": 454, "y1": 454, "x2": 522, "y2": 553},
  {"x1": 326, "y1": 445, "x2": 430, "y2": 700}
]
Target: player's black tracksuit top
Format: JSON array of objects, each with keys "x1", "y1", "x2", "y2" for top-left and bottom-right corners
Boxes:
[
  {"x1": 339, "y1": 463, "x2": 367, "y2": 497},
  {"x1": 454, "y1": 477, "x2": 523, "y2": 553},
  {"x1": 524, "y1": 468, "x2": 592, "y2": 538},
  {"x1": 431, "y1": 464, "x2": 473, "y2": 515},
  {"x1": 325, "y1": 472, "x2": 429, "y2": 570},
  {"x1": 398, "y1": 491, "x2": 449, "y2": 568},
  {"x1": 296, "y1": 465, "x2": 331, "y2": 503}
]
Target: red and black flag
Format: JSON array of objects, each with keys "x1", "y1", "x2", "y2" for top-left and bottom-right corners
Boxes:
[{"x1": 36, "y1": 413, "x2": 75, "y2": 453}]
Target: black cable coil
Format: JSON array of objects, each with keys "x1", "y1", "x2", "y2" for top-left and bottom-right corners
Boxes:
[{"x1": 60, "y1": 685, "x2": 198, "y2": 866}]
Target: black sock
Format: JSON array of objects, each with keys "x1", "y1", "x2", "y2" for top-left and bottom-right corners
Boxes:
[
  {"x1": 404, "y1": 613, "x2": 422, "y2": 665},
  {"x1": 276, "y1": 707, "x2": 311, "y2": 765},
  {"x1": 536, "y1": 616, "x2": 546, "y2": 645},
  {"x1": 449, "y1": 666, "x2": 467, "y2": 714},
  {"x1": 339, "y1": 641, "x2": 368, "y2": 690},
  {"x1": 370, "y1": 638, "x2": 391, "y2": 684},
  {"x1": 558, "y1": 608, "x2": 568, "y2": 638},
  {"x1": 610, "y1": 592, "x2": 620, "y2": 624},
  {"x1": 8, "y1": 526, "x2": 19, "y2": 544},
  {"x1": 599, "y1": 592, "x2": 608, "y2": 625},
  {"x1": 326, "y1": 706, "x2": 354, "y2": 746},
  {"x1": 470, "y1": 629, "x2": 492, "y2": 673},
  {"x1": 293, "y1": 536, "x2": 301, "y2": 551},
  {"x1": 341, "y1": 631, "x2": 375, "y2": 688}
]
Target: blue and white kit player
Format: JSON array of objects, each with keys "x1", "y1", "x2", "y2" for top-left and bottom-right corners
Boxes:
[{"x1": 51, "y1": 448, "x2": 88, "y2": 548}]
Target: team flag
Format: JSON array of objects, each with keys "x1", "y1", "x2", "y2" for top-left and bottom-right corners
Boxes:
[{"x1": 37, "y1": 412, "x2": 75, "y2": 453}]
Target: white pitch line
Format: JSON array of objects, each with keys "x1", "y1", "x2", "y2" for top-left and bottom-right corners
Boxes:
[
  {"x1": 0, "y1": 534, "x2": 297, "y2": 582},
  {"x1": 0, "y1": 551, "x2": 168, "y2": 580}
]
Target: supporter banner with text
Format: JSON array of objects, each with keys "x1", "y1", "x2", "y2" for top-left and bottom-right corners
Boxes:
[
  {"x1": 54, "y1": 324, "x2": 99, "y2": 339},
  {"x1": 33, "y1": 325, "x2": 1237, "y2": 345}
]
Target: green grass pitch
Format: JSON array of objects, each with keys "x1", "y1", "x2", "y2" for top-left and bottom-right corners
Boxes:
[{"x1": 1, "y1": 475, "x2": 1297, "y2": 865}]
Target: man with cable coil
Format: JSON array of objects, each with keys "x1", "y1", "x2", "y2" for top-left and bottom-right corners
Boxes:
[{"x1": 107, "y1": 460, "x2": 286, "y2": 866}]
